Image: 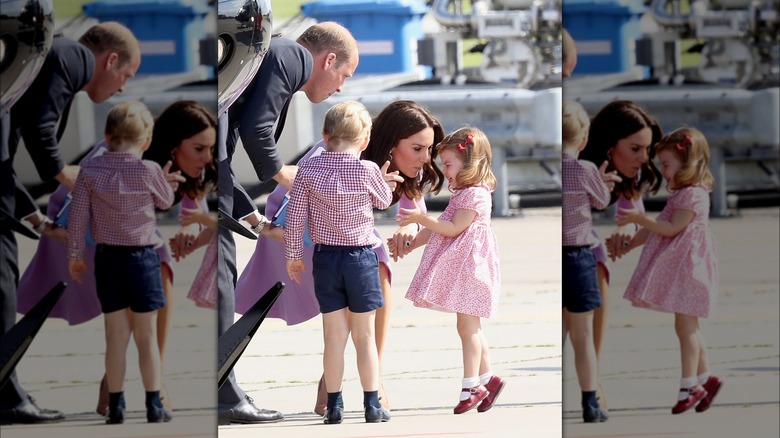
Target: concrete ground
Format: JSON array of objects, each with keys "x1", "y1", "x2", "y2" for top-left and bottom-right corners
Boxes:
[
  {"x1": 218, "y1": 207, "x2": 563, "y2": 438},
  {"x1": 4, "y1": 205, "x2": 777, "y2": 438},
  {"x1": 563, "y1": 207, "x2": 780, "y2": 438},
  {"x1": 3, "y1": 222, "x2": 217, "y2": 438}
]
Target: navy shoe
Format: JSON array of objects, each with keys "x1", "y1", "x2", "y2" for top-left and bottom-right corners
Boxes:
[
  {"x1": 582, "y1": 404, "x2": 608, "y2": 423},
  {"x1": 147, "y1": 405, "x2": 172, "y2": 423},
  {"x1": 323, "y1": 406, "x2": 343, "y2": 424},
  {"x1": 365, "y1": 405, "x2": 390, "y2": 423},
  {"x1": 106, "y1": 406, "x2": 125, "y2": 424}
]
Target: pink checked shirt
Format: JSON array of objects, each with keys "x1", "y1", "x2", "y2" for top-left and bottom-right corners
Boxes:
[
  {"x1": 562, "y1": 151, "x2": 610, "y2": 246},
  {"x1": 285, "y1": 151, "x2": 392, "y2": 260},
  {"x1": 67, "y1": 151, "x2": 174, "y2": 260}
]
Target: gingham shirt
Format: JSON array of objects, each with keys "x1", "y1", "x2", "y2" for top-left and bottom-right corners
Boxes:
[
  {"x1": 562, "y1": 151, "x2": 610, "y2": 246},
  {"x1": 285, "y1": 151, "x2": 392, "y2": 260},
  {"x1": 67, "y1": 151, "x2": 174, "y2": 260}
]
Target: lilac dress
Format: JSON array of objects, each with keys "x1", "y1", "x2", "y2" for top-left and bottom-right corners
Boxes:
[
  {"x1": 234, "y1": 140, "x2": 425, "y2": 325},
  {"x1": 17, "y1": 141, "x2": 173, "y2": 325},
  {"x1": 590, "y1": 195, "x2": 644, "y2": 283}
]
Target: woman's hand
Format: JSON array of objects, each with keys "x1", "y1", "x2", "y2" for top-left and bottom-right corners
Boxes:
[
  {"x1": 606, "y1": 225, "x2": 635, "y2": 261},
  {"x1": 286, "y1": 259, "x2": 305, "y2": 284},
  {"x1": 170, "y1": 223, "x2": 199, "y2": 261},
  {"x1": 162, "y1": 161, "x2": 186, "y2": 192},
  {"x1": 42, "y1": 223, "x2": 67, "y2": 243},
  {"x1": 387, "y1": 223, "x2": 418, "y2": 261},
  {"x1": 260, "y1": 224, "x2": 285, "y2": 243},
  {"x1": 380, "y1": 160, "x2": 404, "y2": 191}
]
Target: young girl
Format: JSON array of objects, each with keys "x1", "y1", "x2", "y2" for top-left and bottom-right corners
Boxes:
[
  {"x1": 67, "y1": 101, "x2": 176, "y2": 424},
  {"x1": 615, "y1": 126, "x2": 723, "y2": 414},
  {"x1": 397, "y1": 127, "x2": 505, "y2": 415}
]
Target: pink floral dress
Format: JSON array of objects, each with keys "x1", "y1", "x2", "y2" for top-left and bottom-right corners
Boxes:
[
  {"x1": 405, "y1": 185, "x2": 501, "y2": 318},
  {"x1": 623, "y1": 185, "x2": 719, "y2": 318}
]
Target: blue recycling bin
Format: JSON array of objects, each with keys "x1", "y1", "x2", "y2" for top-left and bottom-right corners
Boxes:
[
  {"x1": 562, "y1": 0, "x2": 644, "y2": 74},
  {"x1": 83, "y1": 0, "x2": 210, "y2": 75},
  {"x1": 301, "y1": 0, "x2": 426, "y2": 75}
]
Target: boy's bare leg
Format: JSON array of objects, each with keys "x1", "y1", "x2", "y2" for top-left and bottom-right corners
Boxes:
[
  {"x1": 104, "y1": 310, "x2": 132, "y2": 392},
  {"x1": 322, "y1": 309, "x2": 350, "y2": 393},
  {"x1": 351, "y1": 310, "x2": 379, "y2": 391},
  {"x1": 568, "y1": 310, "x2": 597, "y2": 392},
  {"x1": 132, "y1": 310, "x2": 161, "y2": 392}
]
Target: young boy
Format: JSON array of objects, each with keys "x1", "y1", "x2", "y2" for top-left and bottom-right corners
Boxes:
[
  {"x1": 561, "y1": 100, "x2": 616, "y2": 423},
  {"x1": 285, "y1": 101, "x2": 394, "y2": 424},
  {"x1": 67, "y1": 101, "x2": 177, "y2": 424}
]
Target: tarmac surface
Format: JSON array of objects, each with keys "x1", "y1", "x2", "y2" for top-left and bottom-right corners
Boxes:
[
  {"x1": 563, "y1": 206, "x2": 780, "y2": 438},
  {"x1": 3, "y1": 205, "x2": 778, "y2": 438}
]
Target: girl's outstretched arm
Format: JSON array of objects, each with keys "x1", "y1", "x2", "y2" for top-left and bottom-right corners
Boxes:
[
  {"x1": 616, "y1": 207, "x2": 695, "y2": 238},
  {"x1": 397, "y1": 207, "x2": 477, "y2": 238}
]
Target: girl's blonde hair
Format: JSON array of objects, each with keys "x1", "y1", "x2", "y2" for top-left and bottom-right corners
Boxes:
[
  {"x1": 104, "y1": 100, "x2": 153, "y2": 151},
  {"x1": 562, "y1": 100, "x2": 590, "y2": 146},
  {"x1": 655, "y1": 126, "x2": 715, "y2": 191},
  {"x1": 436, "y1": 127, "x2": 496, "y2": 191},
  {"x1": 323, "y1": 101, "x2": 372, "y2": 149}
]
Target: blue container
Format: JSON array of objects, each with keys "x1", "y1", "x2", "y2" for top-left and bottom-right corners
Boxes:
[
  {"x1": 301, "y1": 0, "x2": 426, "y2": 75},
  {"x1": 562, "y1": 0, "x2": 644, "y2": 74},
  {"x1": 82, "y1": 0, "x2": 210, "y2": 75}
]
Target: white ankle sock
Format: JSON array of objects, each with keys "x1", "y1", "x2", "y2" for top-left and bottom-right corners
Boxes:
[
  {"x1": 697, "y1": 372, "x2": 711, "y2": 385},
  {"x1": 678, "y1": 376, "x2": 697, "y2": 401},
  {"x1": 460, "y1": 377, "x2": 480, "y2": 401},
  {"x1": 479, "y1": 371, "x2": 493, "y2": 386}
]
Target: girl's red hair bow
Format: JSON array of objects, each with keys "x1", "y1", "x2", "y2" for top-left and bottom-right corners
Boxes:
[
  {"x1": 457, "y1": 134, "x2": 474, "y2": 152},
  {"x1": 675, "y1": 134, "x2": 692, "y2": 152}
]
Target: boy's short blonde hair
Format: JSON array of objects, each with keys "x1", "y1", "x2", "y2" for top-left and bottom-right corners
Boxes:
[
  {"x1": 104, "y1": 100, "x2": 154, "y2": 151},
  {"x1": 562, "y1": 100, "x2": 590, "y2": 146},
  {"x1": 322, "y1": 101, "x2": 372, "y2": 150}
]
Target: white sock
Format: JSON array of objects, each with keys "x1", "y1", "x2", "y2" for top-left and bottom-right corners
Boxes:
[
  {"x1": 678, "y1": 376, "x2": 697, "y2": 401},
  {"x1": 697, "y1": 372, "x2": 711, "y2": 386},
  {"x1": 479, "y1": 371, "x2": 493, "y2": 386},
  {"x1": 460, "y1": 377, "x2": 480, "y2": 401}
]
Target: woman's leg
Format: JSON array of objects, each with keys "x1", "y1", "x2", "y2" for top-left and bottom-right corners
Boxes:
[
  {"x1": 104, "y1": 310, "x2": 132, "y2": 393},
  {"x1": 592, "y1": 263, "x2": 609, "y2": 409},
  {"x1": 132, "y1": 310, "x2": 161, "y2": 392},
  {"x1": 157, "y1": 263, "x2": 173, "y2": 408},
  {"x1": 592, "y1": 263, "x2": 609, "y2": 360},
  {"x1": 375, "y1": 263, "x2": 391, "y2": 368},
  {"x1": 157, "y1": 263, "x2": 173, "y2": 363}
]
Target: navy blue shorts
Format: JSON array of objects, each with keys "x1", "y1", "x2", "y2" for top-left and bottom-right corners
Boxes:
[
  {"x1": 94, "y1": 245, "x2": 166, "y2": 314},
  {"x1": 312, "y1": 244, "x2": 384, "y2": 314},
  {"x1": 562, "y1": 246, "x2": 602, "y2": 313}
]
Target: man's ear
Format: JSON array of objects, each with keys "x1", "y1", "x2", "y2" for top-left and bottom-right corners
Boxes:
[
  {"x1": 105, "y1": 52, "x2": 119, "y2": 69},
  {"x1": 324, "y1": 52, "x2": 337, "y2": 69}
]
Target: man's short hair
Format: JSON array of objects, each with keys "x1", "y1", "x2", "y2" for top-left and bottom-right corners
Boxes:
[
  {"x1": 296, "y1": 21, "x2": 358, "y2": 67},
  {"x1": 79, "y1": 22, "x2": 140, "y2": 66}
]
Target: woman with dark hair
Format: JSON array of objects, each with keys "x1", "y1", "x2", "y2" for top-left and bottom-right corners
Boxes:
[
  {"x1": 233, "y1": 100, "x2": 444, "y2": 414},
  {"x1": 578, "y1": 99, "x2": 663, "y2": 408},
  {"x1": 17, "y1": 99, "x2": 217, "y2": 417}
]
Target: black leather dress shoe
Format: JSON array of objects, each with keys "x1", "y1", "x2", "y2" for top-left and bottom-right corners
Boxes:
[
  {"x1": 218, "y1": 395, "x2": 283, "y2": 425},
  {"x1": 0, "y1": 396, "x2": 65, "y2": 425}
]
